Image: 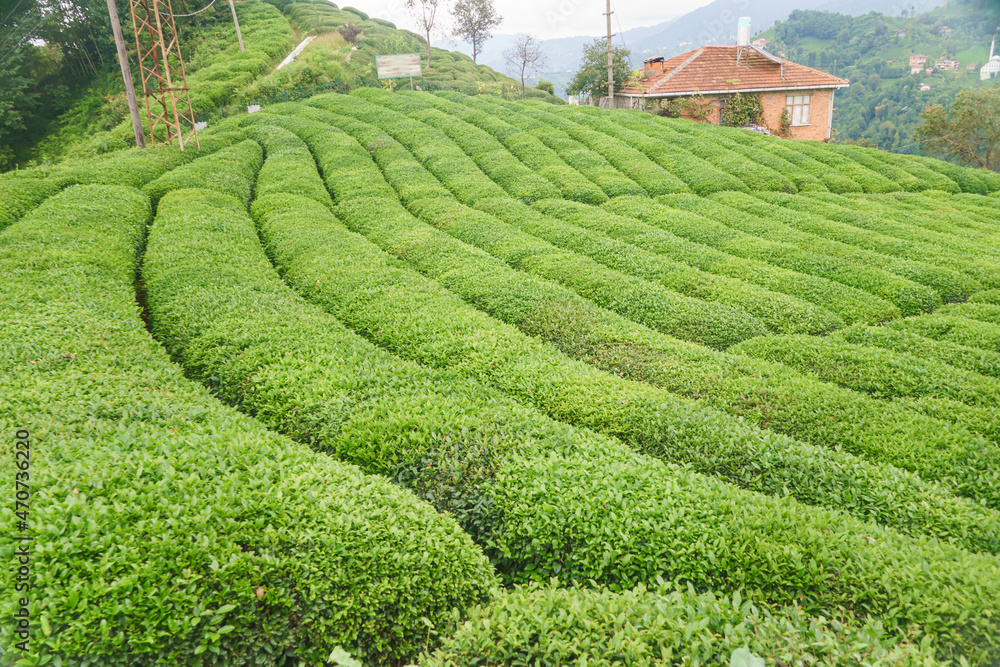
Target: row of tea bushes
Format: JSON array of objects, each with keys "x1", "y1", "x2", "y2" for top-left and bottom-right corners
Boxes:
[
  {"x1": 938, "y1": 302, "x2": 1000, "y2": 326},
  {"x1": 831, "y1": 323, "x2": 1000, "y2": 379},
  {"x1": 0, "y1": 184, "x2": 494, "y2": 665},
  {"x1": 273, "y1": 111, "x2": 1000, "y2": 542},
  {"x1": 143, "y1": 139, "x2": 263, "y2": 209},
  {"x1": 407, "y1": 196, "x2": 768, "y2": 349},
  {"x1": 422, "y1": 582, "x2": 944, "y2": 667},
  {"x1": 970, "y1": 289, "x2": 1000, "y2": 306},
  {"x1": 768, "y1": 192, "x2": 1000, "y2": 289},
  {"x1": 534, "y1": 198, "x2": 898, "y2": 325},
  {"x1": 731, "y1": 334, "x2": 1000, "y2": 409},
  {"x1": 455, "y1": 94, "x2": 647, "y2": 198},
  {"x1": 714, "y1": 192, "x2": 983, "y2": 300},
  {"x1": 564, "y1": 105, "x2": 803, "y2": 195},
  {"x1": 0, "y1": 178, "x2": 62, "y2": 231},
  {"x1": 475, "y1": 197, "x2": 844, "y2": 335},
  {"x1": 226, "y1": 119, "x2": 1000, "y2": 663},
  {"x1": 136, "y1": 132, "x2": 986, "y2": 663},
  {"x1": 612, "y1": 195, "x2": 941, "y2": 316},
  {"x1": 417, "y1": 91, "x2": 609, "y2": 204},
  {"x1": 886, "y1": 314, "x2": 1000, "y2": 354},
  {"x1": 518, "y1": 106, "x2": 691, "y2": 196},
  {"x1": 356, "y1": 89, "x2": 561, "y2": 203}
]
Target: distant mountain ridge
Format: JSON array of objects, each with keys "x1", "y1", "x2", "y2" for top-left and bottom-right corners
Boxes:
[{"x1": 438, "y1": 0, "x2": 945, "y2": 95}]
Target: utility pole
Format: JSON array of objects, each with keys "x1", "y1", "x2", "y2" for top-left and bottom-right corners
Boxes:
[
  {"x1": 106, "y1": 0, "x2": 146, "y2": 148},
  {"x1": 228, "y1": 0, "x2": 245, "y2": 52},
  {"x1": 605, "y1": 0, "x2": 614, "y2": 105}
]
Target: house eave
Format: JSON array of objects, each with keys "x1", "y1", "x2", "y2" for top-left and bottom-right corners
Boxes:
[{"x1": 621, "y1": 82, "x2": 850, "y2": 99}]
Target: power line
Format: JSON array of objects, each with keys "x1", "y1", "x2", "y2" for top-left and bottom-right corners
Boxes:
[{"x1": 173, "y1": 0, "x2": 218, "y2": 18}]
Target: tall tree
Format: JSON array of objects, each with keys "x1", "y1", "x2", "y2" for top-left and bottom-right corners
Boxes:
[
  {"x1": 451, "y1": 0, "x2": 500, "y2": 64},
  {"x1": 916, "y1": 87, "x2": 1000, "y2": 171},
  {"x1": 407, "y1": 0, "x2": 449, "y2": 68},
  {"x1": 503, "y1": 34, "x2": 545, "y2": 97},
  {"x1": 565, "y1": 38, "x2": 631, "y2": 101}
]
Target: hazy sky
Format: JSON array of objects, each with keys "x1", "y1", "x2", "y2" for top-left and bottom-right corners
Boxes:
[{"x1": 342, "y1": 0, "x2": 716, "y2": 40}]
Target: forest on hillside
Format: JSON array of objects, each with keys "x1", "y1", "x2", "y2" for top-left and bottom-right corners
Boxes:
[{"x1": 761, "y1": 0, "x2": 1000, "y2": 154}]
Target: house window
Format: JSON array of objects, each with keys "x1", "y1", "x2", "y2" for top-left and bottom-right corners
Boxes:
[{"x1": 786, "y1": 94, "x2": 811, "y2": 125}]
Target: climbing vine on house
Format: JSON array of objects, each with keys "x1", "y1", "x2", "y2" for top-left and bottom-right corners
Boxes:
[{"x1": 721, "y1": 91, "x2": 763, "y2": 126}]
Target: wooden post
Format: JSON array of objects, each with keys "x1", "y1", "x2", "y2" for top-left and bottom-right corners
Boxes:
[
  {"x1": 229, "y1": 0, "x2": 245, "y2": 52},
  {"x1": 606, "y1": 0, "x2": 614, "y2": 104},
  {"x1": 106, "y1": 0, "x2": 146, "y2": 148}
]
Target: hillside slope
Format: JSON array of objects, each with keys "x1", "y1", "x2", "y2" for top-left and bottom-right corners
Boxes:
[
  {"x1": 2, "y1": 92, "x2": 1000, "y2": 664},
  {"x1": 757, "y1": 0, "x2": 1000, "y2": 152}
]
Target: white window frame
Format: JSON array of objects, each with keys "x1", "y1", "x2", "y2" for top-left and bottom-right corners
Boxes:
[{"x1": 785, "y1": 93, "x2": 812, "y2": 126}]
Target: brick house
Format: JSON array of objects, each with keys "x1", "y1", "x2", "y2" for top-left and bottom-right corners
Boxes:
[
  {"x1": 909, "y1": 54, "x2": 927, "y2": 74},
  {"x1": 620, "y1": 45, "x2": 849, "y2": 141}
]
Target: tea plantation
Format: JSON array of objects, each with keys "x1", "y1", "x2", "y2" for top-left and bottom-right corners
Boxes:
[{"x1": 3, "y1": 82, "x2": 1000, "y2": 666}]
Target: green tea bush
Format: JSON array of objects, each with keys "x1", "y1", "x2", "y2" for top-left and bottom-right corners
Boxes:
[
  {"x1": 534, "y1": 198, "x2": 899, "y2": 325},
  {"x1": 887, "y1": 314, "x2": 1000, "y2": 353},
  {"x1": 854, "y1": 147, "x2": 961, "y2": 193},
  {"x1": 406, "y1": 196, "x2": 768, "y2": 348},
  {"x1": 718, "y1": 192, "x2": 984, "y2": 300},
  {"x1": 520, "y1": 106, "x2": 690, "y2": 196},
  {"x1": 0, "y1": 184, "x2": 495, "y2": 665},
  {"x1": 277, "y1": 105, "x2": 1000, "y2": 536},
  {"x1": 615, "y1": 195, "x2": 941, "y2": 317},
  {"x1": 826, "y1": 144, "x2": 924, "y2": 192},
  {"x1": 831, "y1": 323, "x2": 1000, "y2": 379},
  {"x1": 476, "y1": 197, "x2": 844, "y2": 335},
  {"x1": 671, "y1": 119, "x2": 866, "y2": 194},
  {"x1": 780, "y1": 140, "x2": 901, "y2": 193},
  {"x1": 970, "y1": 289, "x2": 1000, "y2": 306},
  {"x1": 938, "y1": 302, "x2": 1000, "y2": 326},
  {"x1": 559, "y1": 107, "x2": 755, "y2": 195},
  {"x1": 423, "y1": 581, "x2": 944, "y2": 667},
  {"x1": 579, "y1": 105, "x2": 807, "y2": 194},
  {"x1": 768, "y1": 192, "x2": 1000, "y2": 290},
  {"x1": 458, "y1": 95, "x2": 647, "y2": 198},
  {"x1": 0, "y1": 178, "x2": 61, "y2": 231},
  {"x1": 143, "y1": 139, "x2": 263, "y2": 208},
  {"x1": 732, "y1": 333, "x2": 1000, "y2": 409},
  {"x1": 241, "y1": 122, "x2": 334, "y2": 206},
  {"x1": 425, "y1": 91, "x2": 608, "y2": 204},
  {"x1": 359, "y1": 89, "x2": 561, "y2": 203}
]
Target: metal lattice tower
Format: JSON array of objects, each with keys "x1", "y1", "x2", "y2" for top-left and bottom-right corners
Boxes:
[{"x1": 129, "y1": 0, "x2": 199, "y2": 149}]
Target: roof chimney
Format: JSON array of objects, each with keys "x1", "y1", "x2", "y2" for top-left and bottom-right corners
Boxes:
[{"x1": 737, "y1": 17, "x2": 751, "y2": 47}]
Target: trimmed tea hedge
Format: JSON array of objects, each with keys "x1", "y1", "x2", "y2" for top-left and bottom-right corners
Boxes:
[
  {"x1": 778, "y1": 139, "x2": 901, "y2": 193},
  {"x1": 970, "y1": 289, "x2": 1000, "y2": 306},
  {"x1": 456, "y1": 94, "x2": 647, "y2": 198},
  {"x1": 615, "y1": 195, "x2": 942, "y2": 316},
  {"x1": 718, "y1": 191, "x2": 983, "y2": 300},
  {"x1": 0, "y1": 178, "x2": 61, "y2": 231},
  {"x1": 731, "y1": 333, "x2": 1000, "y2": 409},
  {"x1": 0, "y1": 184, "x2": 495, "y2": 665},
  {"x1": 422, "y1": 581, "x2": 944, "y2": 667},
  {"x1": 887, "y1": 314, "x2": 1000, "y2": 354},
  {"x1": 938, "y1": 302, "x2": 1000, "y2": 326},
  {"x1": 475, "y1": 197, "x2": 844, "y2": 335},
  {"x1": 534, "y1": 198, "x2": 899, "y2": 325},
  {"x1": 831, "y1": 323, "x2": 1000, "y2": 380},
  {"x1": 241, "y1": 121, "x2": 333, "y2": 206},
  {"x1": 421, "y1": 91, "x2": 609, "y2": 204},
  {"x1": 143, "y1": 139, "x2": 263, "y2": 208}
]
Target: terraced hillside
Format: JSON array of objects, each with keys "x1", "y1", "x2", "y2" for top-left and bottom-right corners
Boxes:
[{"x1": 3, "y1": 91, "x2": 1000, "y2": 665}]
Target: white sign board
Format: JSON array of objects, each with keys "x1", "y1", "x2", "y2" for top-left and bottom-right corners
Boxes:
[{"x1": 376, "y1": 53, "x2": 422, "y2": 79}]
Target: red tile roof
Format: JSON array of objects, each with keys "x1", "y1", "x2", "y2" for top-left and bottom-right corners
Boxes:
[{"x1": 623, "y1": 45, "x2": 849, "y2": 97}]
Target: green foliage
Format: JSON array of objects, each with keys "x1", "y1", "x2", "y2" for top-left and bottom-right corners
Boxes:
[
  {"x1": 564, "y1": 38, "x2": 633, "y2": 98},
  {"x1": 0, "y1": 184, "x2": 494, "y2": 665},
  {"x1": 143, "y1": 139, "x2": 263, "y2": 208},
  {"x1": 720, "y1": 91, "x2": 764, "y2": 127},
  {"x1": 916, "y1": 86, "x2": 1000, "y2": 171},
  {"x1": 0, "y1": 178, "x2": 62, "y2": 231},
  {"x1": 451, "y1": 0, "x2": 502, "y2": 63},
  {"x1": 423, "y1": 581, "x2": 943, "y2": 666}
]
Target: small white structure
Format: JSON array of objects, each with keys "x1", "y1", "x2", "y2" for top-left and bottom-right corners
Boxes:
[
  {"x1": 982, "y1": 34, "x2": 1000, "y2": 80},
  {"x1": 195, "y1": 121, "x2": 208, "y2": 131},
  {"x1": 247, "y1": 104, "x2": 261, "y2": 114},
  {"x1": 919, "y1": 83, "x2": 932, "y2": 91}
]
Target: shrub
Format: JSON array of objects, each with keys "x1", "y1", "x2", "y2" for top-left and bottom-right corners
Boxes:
[
  {"x1": 887, "y1": 314, "x2": 1000, "y2": 354},
  {"x1": 970, "y1": 289, "x2": 1000, "y2": 306},
  {"x1": 938, "y1": 302, "x2": 1000, "y2": 326},
  {"x1": 0, "y1": 184, "x2": 495, "y2": 665},
  {"x1": 720, "y1": 191, "x2": 984, "y2": 300},
  {"x1": 620, "y1": 195, "x2": 942, "y2": 317},
  {"x1": 142, "y1": 139, "x2": 263, "y2": 208},
  {"x1": 338, "y1": 22, "x2": 362, "y2": 43},
  {"x1": 423, "y1": 581, "x2": 944, "y2": 667},
  {"x1": 534, "y1": 197, "x2": 899, "y2": 325},
  {"x1": 0, "y1": 178, "x2": 61, "y2": 231},
  {"x1": 476, "y1": 197, "x2": 844, "y2": 335},
  {"x1": 781, "y1": 139, "x2": 901, "y2": 193},
  {"x1": 831, "y1": 322, "x2": 1000, "y2": 380}
]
